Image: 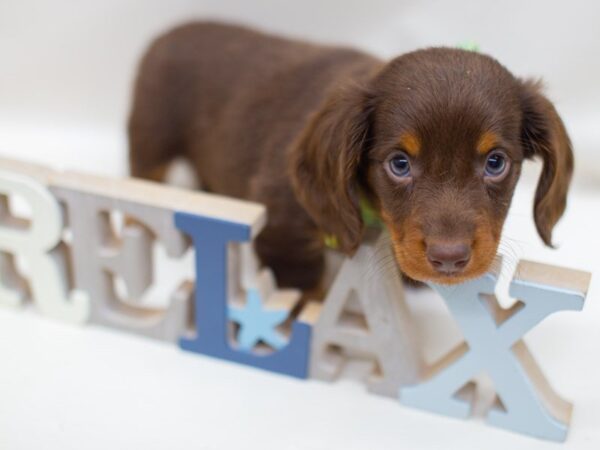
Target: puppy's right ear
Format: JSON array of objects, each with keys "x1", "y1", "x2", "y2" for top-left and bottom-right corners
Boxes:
[{"x1": 289, "y1": 84, "x2": 376, "y2": 255}]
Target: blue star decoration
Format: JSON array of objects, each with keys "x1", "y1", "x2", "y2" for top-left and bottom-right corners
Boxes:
[{"x1": 228, "y1": 288, "x2": 289, "y2": 352}]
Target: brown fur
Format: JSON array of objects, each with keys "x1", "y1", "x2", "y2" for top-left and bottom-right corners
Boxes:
[{"x1": 129, "y1": 21, "x2": 573, "y2": 289}]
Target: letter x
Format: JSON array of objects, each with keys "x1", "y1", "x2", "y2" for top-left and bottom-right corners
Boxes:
[{"x1": 401, "y1": 259, "x2": 589, "y2": 441}]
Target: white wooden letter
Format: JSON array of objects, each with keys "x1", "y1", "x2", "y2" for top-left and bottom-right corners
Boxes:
[
  {"x1": 304, "y1": 230, "x2": 421, "y2": 397},
  {"x1": 0, "y1": 170, "x2": 89, "y2": 323}
]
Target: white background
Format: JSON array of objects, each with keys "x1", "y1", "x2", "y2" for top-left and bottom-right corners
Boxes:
[
  {"x1": 1, "y1": 0, "x2": 599, "y2": 183},
  {"x1": 0, "y1": 1, "x2": 599, "y2": 449}
]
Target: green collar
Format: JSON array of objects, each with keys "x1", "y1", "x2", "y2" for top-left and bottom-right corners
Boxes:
[
  {"x1": 359, "y1": 195, "x2": 383, "y2": 228},
  {"x1": 324, "y1": 194, "x2": 383, "y2": 250}
]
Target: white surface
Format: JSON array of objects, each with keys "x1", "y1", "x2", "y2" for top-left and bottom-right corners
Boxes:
[
  {"x1": 0, "y1": 155, "x2": 599, "y2": 450},
  {"x1": 0, "y1": 1, "x2": 599, "y2": 448}
]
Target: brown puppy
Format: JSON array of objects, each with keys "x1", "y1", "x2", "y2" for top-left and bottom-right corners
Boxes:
[{"x1": 129, "y1": 21, "x2": 573, "y2": 290}]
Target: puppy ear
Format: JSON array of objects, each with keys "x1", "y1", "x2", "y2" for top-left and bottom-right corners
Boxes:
[
  {"x1": 290, "y1": 84, "x2": 375, "y2": 255},
  {"x1": 519, "y1": 79, "x2": 574, "y2": 247}
]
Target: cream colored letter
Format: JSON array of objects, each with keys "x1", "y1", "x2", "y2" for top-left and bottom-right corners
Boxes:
[{"x1": 0, "y1": 170, "x2": 89, "y2": 323}]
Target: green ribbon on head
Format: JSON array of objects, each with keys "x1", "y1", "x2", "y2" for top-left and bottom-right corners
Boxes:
[{"x1": 456, "y1": 40, "x2": 480, "y2": 52}]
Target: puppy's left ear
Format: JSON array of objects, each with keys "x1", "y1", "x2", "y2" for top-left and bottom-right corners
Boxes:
[{"x1": 519, "y1": 79, "x2": 574, "y2": 247}]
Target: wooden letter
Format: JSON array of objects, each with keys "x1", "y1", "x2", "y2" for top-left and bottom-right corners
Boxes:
[
  {"x1": 304, "y1": 230, "x2": 421, "y2": 397},
  {"x1": 51, "y1": 173, "x2": 197, "y2": 342},
  {"x1": 0, "y1": 169, "x2": 89, "y2": 323},
  {"x1": 400, "y1": 258, "x2": 591, "y2": 441},
  {"x1": 175, "y1": 212, "x2": 311, "y2": 379}
]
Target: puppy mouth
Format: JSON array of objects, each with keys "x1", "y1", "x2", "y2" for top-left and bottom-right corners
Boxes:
[
  {"x1": 404, "y1": 266, "x2": 484, "y2": 285},
  {"x1": 419, "y1": 269, "x2": 484, "y2": 285},
  {"x1": 390, "y1": 238, "x2": 498, "y2": 286}
]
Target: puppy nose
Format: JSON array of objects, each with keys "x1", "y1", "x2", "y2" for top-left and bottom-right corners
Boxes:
[{"x1": 426, "y1": 242, "x2": 471, "y2": 274}]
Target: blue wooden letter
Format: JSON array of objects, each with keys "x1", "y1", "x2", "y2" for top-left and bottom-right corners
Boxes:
[
  {"x1": 400, "y1": 259, "x2": 590, "y2": 441},
  {"x1": 174, "y1": 212, "x2": 311, "y2": 378}
]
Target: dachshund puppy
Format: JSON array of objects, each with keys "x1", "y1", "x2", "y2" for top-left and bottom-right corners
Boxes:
[{"x1": 129, "y1": 22, "x2": 573, "y2": 290}]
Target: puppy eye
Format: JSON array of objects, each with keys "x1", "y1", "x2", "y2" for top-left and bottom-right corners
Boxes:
[
  {"x1": 484, "y1": 150, "x2": 510, "y2": 180},
  {"x1": 388, "y1": 153, "x2": 411, "y2": 178}
]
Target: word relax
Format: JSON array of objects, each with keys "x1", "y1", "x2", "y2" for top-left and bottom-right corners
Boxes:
[{"x1": 0, "y1": 157, "x2": 591, "y2": 442}]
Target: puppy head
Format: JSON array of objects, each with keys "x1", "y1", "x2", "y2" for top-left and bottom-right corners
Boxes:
[{"x1": 290, "y1": 48, "x2": 573, "y2": 284}]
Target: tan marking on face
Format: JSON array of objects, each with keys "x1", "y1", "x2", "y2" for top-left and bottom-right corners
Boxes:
[
  {"x1": 388, "y1": 214, "x2": 502, "y2": 285},
  {"x1": 477, "y1": 131, "x2": 500, "y2": 155},
  {"x1": 399, "y1": 132, "x2": 421, "y2": 157}
]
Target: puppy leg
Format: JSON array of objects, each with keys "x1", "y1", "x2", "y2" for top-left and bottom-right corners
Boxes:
[
  {"x1": 127, "y1": 52, "x2": 187, "y2": 183},
  {"x1": 128, "y1": 99, "x2": 181, "y2": 183},
  {"x1": 254, "y1": 220, "x2": 325, "y2": 292}
]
